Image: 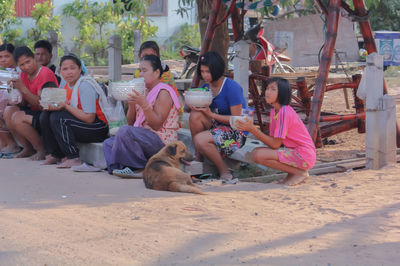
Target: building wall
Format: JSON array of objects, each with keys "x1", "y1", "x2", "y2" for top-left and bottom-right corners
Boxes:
[
  {"x1": 264, "y1": 14, "x2": 359, "y2": 67},
  {"x1": 15, "y1": 0, "x2": 197, "y2": 50}
]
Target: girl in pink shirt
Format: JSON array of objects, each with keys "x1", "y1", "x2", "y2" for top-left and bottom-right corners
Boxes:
[{"x1": 237, "y1": 77, "x2": 316, "y2": 186}]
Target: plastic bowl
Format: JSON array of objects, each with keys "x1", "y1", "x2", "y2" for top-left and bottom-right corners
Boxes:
[
  {"x1": 229, "y1": 116, "x2": 247, "y2": 130},
  {"x1": 40, "y1": 88, "x2": 67, "y2": 109},
  {"x1": 184, "y1": 90, "x2": 213, "y2": 108},
  {"x1": 110, "y1": 79, "x2": 146, "y2": 101}
]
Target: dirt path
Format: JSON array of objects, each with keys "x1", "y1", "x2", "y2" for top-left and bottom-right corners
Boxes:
[{"x1": 1, "y1": 158, "x2": 399, "y2": 265}]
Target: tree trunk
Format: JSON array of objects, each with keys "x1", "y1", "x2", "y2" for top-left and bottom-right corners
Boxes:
[{"x1": 196, "y1": 0, "x2": 229, "y2": 69}]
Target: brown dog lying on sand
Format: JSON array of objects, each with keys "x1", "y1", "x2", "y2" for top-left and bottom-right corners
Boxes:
[{"x1": 143, "y1": 141, "x2": 204, "y2": 194}]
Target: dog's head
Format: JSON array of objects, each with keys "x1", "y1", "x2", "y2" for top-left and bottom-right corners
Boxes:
[{"x1": 166, "y1": 141, "x2": 194, "y2": 165}]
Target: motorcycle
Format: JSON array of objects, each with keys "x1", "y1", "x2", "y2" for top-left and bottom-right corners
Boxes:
[
  {"x1": 179, "y1": 22, "x2": 294, "y2": 78},
  {"x1": 178, "y1": 45, "x2": 200, "y2": 79},
  {"x1": 243, "y1": 22, "x2": 295, "y2": 74}
]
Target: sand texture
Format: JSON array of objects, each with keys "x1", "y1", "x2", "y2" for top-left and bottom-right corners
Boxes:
[{"x1": 0, "y1": 158, "x2": 399, "y2": 265}]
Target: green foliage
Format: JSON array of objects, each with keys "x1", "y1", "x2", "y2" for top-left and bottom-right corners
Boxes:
[
  {"x1": 368, "y1": 0, "x2": 400, "y2": 31},
  {"x1": 0, "y1": 0, "x2": 23, "y2": 44},
  {"x1": 63, "y1": 0, "x2": 116, "y2": 65},
  {"x1": 384, "y1": 66, "x2": 400, "y2": 78},
  {"x1": 114, "y1": 0, "x2": 157, "y2": 64},
  {"x1": 63, "y1": 0, "x2": 157, "y2": 66},
  {"x1": 27, "y1": 1, "x2": 62, "y2": 47},
  {"x1": 115, "y1": 15, "x2": 157, "y2": 64},
  {"x1": 176, "y1": 0, "x2": 195, "y2": 18},
  {"x1": 161, "y1": 23, "x2": 201, "y2": 59}
]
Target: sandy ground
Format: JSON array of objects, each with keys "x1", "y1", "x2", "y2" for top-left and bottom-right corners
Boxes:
[{"x1": 0, "y1": 158, "x2": 399, "y2": 265}]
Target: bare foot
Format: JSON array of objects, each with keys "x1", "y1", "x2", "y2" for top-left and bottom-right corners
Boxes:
[
  {"x1": 15, "y1": 148, "x2": 35, "y2": 158},
  {"x1": 41, "y1": 155, "x2": 59, "y2": 165},
  {"x1": 283, "y1": 172, "x2": 309, "y2": 186},
  {"x1": 57, "y1": 158, "x2": 82, "y2": 168},
  {"x1": 220, "y1": 172, "x2": 233, "y2": 181},
  {"x1": 30, "y1": 150, "x2": 46, "y2": 161},
  {"x1": 278, "y1": 173, "x2": 294, "y2": 184}
]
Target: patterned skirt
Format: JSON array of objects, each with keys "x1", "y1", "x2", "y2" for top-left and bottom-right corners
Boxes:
[
  {"x1": 277, "y1": 147, "x2": 310, "y2": 170},
  {"x1": 209, "y1": 121, "x2": 246, "y2": 157}
]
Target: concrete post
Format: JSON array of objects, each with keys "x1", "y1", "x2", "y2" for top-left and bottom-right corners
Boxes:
[
  {"x1": 46, "y1": 30, "x2": 58, "y2": 67},
  {"x1": 364, "y1": 53, "x2": 397, "y2": 169},
  {"x1": 133, "y1": 30, "x2": 141, "y2": 63},
  {"x1": 108, "y1": 35, "x2": 122, "y2": 82},
  {"x1": 233, "y1": 40, "x2": 250, "y2": 102},
  {"x1": 377, "y1": 95, "x2": 397, "y2": 165}
]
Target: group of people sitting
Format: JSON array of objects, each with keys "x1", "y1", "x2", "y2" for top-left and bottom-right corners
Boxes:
[{"x1": 0, "y1": 39, "x2": 316, "y2": 186}]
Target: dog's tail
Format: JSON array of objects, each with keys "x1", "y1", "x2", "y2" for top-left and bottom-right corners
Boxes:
[{"x1": 170, "y1": 183, "x2": 205, "y2": 195}]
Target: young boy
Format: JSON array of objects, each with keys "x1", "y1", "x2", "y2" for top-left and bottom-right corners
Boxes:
[
  {"x1": 4, "y1": 46, "x2": 58, "y2": 160},
  {"x1": 34, "y1": 40, "x2": 61, "y2": 83}
]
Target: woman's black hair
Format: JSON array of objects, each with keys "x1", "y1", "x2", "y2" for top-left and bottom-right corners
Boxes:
[
  {"x1": 13, "y1": 46, "x2": 34, "y2": 63},
  {"x1": 141, "y1": 54, "x2": 163, "y2": 78},
  {"x1": 139, "y1": 41, "x2": 160, "y2": 57},
  {"x1": 268, "y1": 77, "x2": 291, "y2": 105},
  {"x1": 60, "y1": 53, "x2": 84, "y2": 75},
  {"x1": 197, "y1": 51, "x2": 225, "y2": 82},
  {"x1": 0, "y1": 43, "x2": 15, "y2": 54}
]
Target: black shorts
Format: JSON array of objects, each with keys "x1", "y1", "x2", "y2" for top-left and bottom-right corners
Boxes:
[{"x1": 21, "y1": 106, "x2": 41, "y2": 134}]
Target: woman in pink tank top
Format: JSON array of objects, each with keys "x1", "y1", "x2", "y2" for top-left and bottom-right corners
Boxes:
[{"x1": 103, "y1": 55, "x2": 181, "y2": 178}]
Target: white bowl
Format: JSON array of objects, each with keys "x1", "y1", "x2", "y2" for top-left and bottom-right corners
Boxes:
[
  {"x1": 229, "y1": 116, "x2": 247, "y2": 130},
  {"x1": 0, "y1": 70, "x2": 19, "y2": 84},
  {"x1": 40, "y1": 88, "x2": 67, "y2": 109},
  {"x1": 184, "y1": 90, "x2": 213, "y2": 108},
  {"x1": 110, "y1": 78, "x2": 146, "y2": 101}
]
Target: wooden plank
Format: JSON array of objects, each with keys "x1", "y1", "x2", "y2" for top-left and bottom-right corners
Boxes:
[
  {"x1": 312, "y1": 157, "x2": 365, "y2": 169},
  {"x1": 309, "y1": 166, "x2": 345, "y2": 175},
  {"x1": 356, "y1": 148, "x2": 400, "y2": 158},
  {"x1": 337, "y1": 155, "x2": 400, "y2": 170},
  {"x1": 242, "y1": 164, "x2": 345, "y2": 183},
  {"x1": 270, "y1": 71, "x2": 318, "y2": 79},
  {"x1": 336, "y1": 161, "x2": 366, "y2": 170},
  {"x1": 242, "y1": 173, "x2": 286, "y2": 183}
]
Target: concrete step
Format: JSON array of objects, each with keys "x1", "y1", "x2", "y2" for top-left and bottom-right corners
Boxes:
[
  {"x1": 78, "y1": 142, "x2": 106, "y2": 169},
  {"x1": 77, "y1": 128, "x2": 268, "y2": 172}
]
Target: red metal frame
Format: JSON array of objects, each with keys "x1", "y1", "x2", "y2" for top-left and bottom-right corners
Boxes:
[{"x1": 307, "y1": 0, "x2": 342, "y2": 142}]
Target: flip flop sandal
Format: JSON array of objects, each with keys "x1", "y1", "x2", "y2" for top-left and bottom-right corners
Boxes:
[
  {"x1": 198, "y1": 173, "x2": 217, "y2": 179},
  {"x1": 1, "y1": 153, "x2": 14, "y2": 159},
  {"x1": 0, "y1": 147, "x2": 22, "y2": 159},
  {"x1": 221, "y1": 178, "x2": 239, "y2": 185},
  {"x1": 112, "y1": 167, "x2": 143, "y2": 179},
  {"x1": 191, "y1": 176, "x2": 202, "y2": 183},
  {"x1": 71, "y1": 162, "x2": 102, "y2": 172}
]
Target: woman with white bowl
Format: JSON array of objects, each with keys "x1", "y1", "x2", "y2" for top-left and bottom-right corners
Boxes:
[
  {"x1": 189, "y1": 51, "x2": 247, "y2": 183},
  {"x1": 103, "y1": 55, "x2": 181, "y2": 178},
  {"x1": 39, "y1": 53, "x2": 109, "y2": 167}
]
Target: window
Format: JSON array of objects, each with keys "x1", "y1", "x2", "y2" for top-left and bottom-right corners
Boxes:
[
  {"x1": 147, "y1": 0, "x2": 167, "y2": 16},
  {"x1": 15, "y1": 0, "x2": 48, "y2": 17},
  {"x1": 113, "y1": 0, "x2": 167, "y2": 16}
]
